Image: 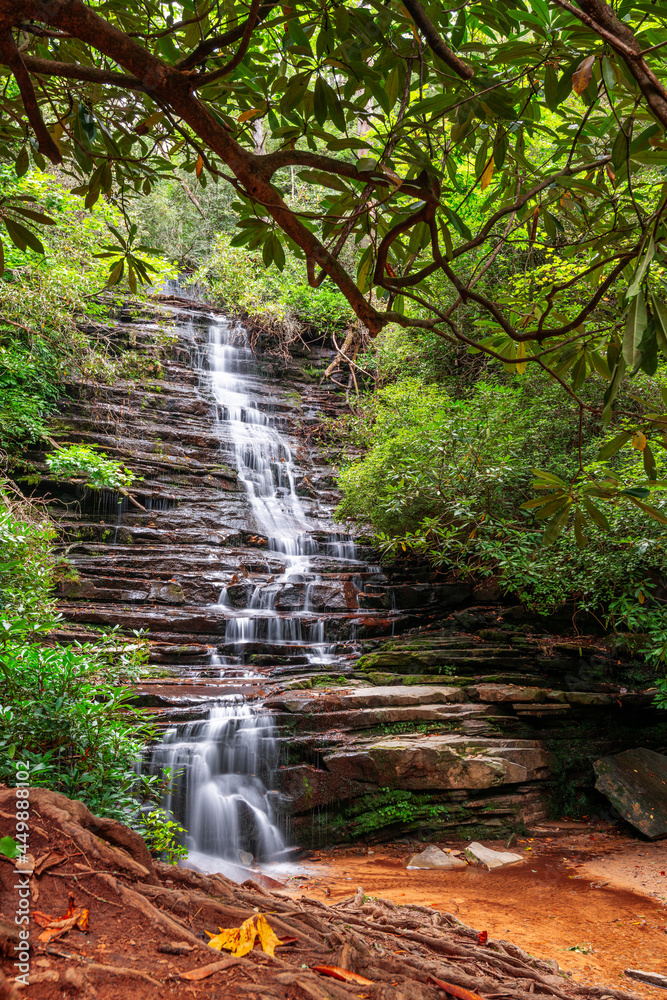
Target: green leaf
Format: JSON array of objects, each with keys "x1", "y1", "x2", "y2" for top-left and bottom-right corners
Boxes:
[
  {"x1": 531, "y1": 468, "x2": 568, "y2": 488},
  {"x1": 3, "y1": 216, "x2": 45, "y2": 254},
  {"x1": 581, "y1": 496, "x2": 611, "y2": 530},
  {"x1": 15, "y1": 147, "x2": 29, "y2": 177},
  {"x1": 544, "y1": 64, "x2": 559, "y2": 111},
  {"x1": 652, "y1": 293, "x2": 667, "y2": 357},
  {"x1": 622, "y1": 289, "x2": 646, "y2": 369},
  {"x1": 626, "y1": 496, "x2": 667, "y2": 525},
  {"x1": 574, "y1": 509, "x2": 588, "y2": 549},
  {"x1": 542, "y1": 502, "x2": 571, "y2": 545},
  {"x1": 611, "y1": 123, "x2": 630, "y2": 169},
  {"x1": 442, "y1": 206, "x2": 472, "y2": 242},
  {"x1": 107, "y1": 259, "x2": 124, "y2": 286},
  {"x1": 598, "y1": 431, "x2": 632, "y2": 460},
  {"x1": 286, "y1": 17, "x2": 313, "y2": 55},
  {"x1": 11, "y1": 207, "x2": 56, "y2": 226},
  {"x1": 602, "y1": 352, "x2": 627, "y2": 426},
  {"x1": 357, "y1": 245, "x2": 373, "y2": 292},
  {"x1": 314, "y1": 77, "x2": 328, "y2": 126},
  {"x1": 0, "y1": 837, "x2": 20, "y2": 859},
  {"x1": 644, "y1": 442, "x2": 658, "y2": 480},
  {"x1": 626, "y1": 238, "x2": 654, "y2": 299}
]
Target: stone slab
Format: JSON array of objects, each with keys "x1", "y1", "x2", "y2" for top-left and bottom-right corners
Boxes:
[
  {"x1": 465, "y1": 842, "x2": 524, "y2": 869},
  {"x1": 594, "y1": 747, "x2": 667, "y2": 839},
  {"x1": 323, "y1": 735, "x2": 551, "y2": 791},
  {"x1": 406, "y1": 846, "x2": 467, "y2": 870}
]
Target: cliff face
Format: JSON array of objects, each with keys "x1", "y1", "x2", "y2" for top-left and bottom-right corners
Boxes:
[{"x1": 27, "y1": 293, "x2": 666, "y2": 848}]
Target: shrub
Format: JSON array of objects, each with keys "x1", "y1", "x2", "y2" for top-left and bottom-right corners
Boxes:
[{"x1": 46, "y1": 444, "x2": 135, "y2": 490}]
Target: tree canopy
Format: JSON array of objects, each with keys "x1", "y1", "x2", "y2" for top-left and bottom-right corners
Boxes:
[{"x1": 5, "y1": 1, "x2": 667, "y2": 536}]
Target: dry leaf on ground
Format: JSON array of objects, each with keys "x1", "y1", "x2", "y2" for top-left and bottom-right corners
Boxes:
[
  {"x1": 34, "y1": 895, "x2": 89, "y2": 944},
  {"x1": 429, "y1": 976, "x2": 486, "y2": 1000},
  {"x1": 312, "y1": 965, "x2": 374, "y2": 985},
  {"x1": 206, "y1": 912, "x2": 282, "y2": 958}
]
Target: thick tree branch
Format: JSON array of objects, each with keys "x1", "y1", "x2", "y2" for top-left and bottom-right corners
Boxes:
[
  {"x1": 0, "y1": 29, "x2": 62, "y2": 163},
  {"x1": 197, "y1": 0, "x2": 262, "y2": 85},
  {"x1": 176, "y1": 1, "x2": 278, "y2": 71},
  {"x1": 553, "y1": 0, "x2": 667, "y2": 129},
  {"x1": 0, "y1": 0, "x2": 383, "y2": 332},
  {"x1": 401, "y1": 0, "x2": 474, "y2": 80},
  {"x1": 19, "y1": 55, "x2": 147, "y2": 91}
]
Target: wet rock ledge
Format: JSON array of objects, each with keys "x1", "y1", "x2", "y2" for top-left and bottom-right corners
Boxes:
[{"x1": 20, "y1": 295, "x2": 666, "y2": 847}]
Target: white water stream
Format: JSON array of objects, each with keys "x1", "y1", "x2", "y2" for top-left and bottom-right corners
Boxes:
[{"x1": 148, "y1": 312, "x2": 367, "y2": 870}]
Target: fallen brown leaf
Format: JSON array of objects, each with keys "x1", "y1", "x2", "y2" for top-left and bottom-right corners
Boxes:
[
  {"x1": 34, "y1": 896, "x2": 89, "y2": 943},
  {"x1": 429, "y1": 976, "x2": 486, "y2": 1000},
  {"x1": 312, "y1": 966, "x2": 374, "y2": 985}
]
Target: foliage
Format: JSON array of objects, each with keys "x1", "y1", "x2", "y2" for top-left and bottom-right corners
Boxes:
[
  {"x1": 7, "y1": 0, "x2": 667, "y2": 523},
  {"x1": 0, "y1": 168, "x2": 176, "y2": 462},
  {"x1": 191, "y1": 233, "x2": 353, "y2": 333},
  {"x1": 140, "y1": 808, "x2": 188, "y2": 864},
  {"x1": 0, "y1": 484, "x2": 155, "y2": 821},
  {"x1": 46, "y1": 444, "x2": 135, "y2": 490},
  {"x1": 0, "y1": 490, "x2": 55, "y2": 628},
  {"x1": 335, "y1": 361, "x2": 667, "y2": 663}
]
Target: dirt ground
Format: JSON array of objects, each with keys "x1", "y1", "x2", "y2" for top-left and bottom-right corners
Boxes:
[{"x1": 281, "y1": 823, "x2": 667, "y2": 1000}]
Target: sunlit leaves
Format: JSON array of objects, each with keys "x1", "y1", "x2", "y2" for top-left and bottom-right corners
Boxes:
[{"x1": 92, "y1": 223, "x2": 160, "y2": 291}]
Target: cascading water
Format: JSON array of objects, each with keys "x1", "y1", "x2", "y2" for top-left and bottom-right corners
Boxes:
[
  {"x1": 147, "y1": 308, "x2": 368, "y2": 871},
  {"x1": 148, "y1": 698, "x2": 285, "y2": 868},
  {"x1": 208, "y1": 318, "x2": 347, "y2": 661}
]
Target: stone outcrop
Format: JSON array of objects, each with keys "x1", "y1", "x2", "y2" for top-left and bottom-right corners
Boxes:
[
  {"x1": 594, "y1": 748, "x2": 667, "y2": 839},
  {"x1": 25, "y1": 294, "x2": 666, "y2": 850}
]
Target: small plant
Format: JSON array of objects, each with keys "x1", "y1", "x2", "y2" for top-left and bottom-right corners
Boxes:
[
  {"x1": 0, "y1": 836, "x2": 20, "y2": 859},
  {"x1": 141, "y1": 808, "x2": 188, "y2": 864},
  {"x1": 46, "y1": 444, "x2": 135, "y2": 489}
]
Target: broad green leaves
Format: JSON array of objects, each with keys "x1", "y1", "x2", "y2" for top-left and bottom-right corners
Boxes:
[
  {"x1": 93, "y1": 224, "x2": 160, "y2": 292},
  {"x1": 4, "y1": 0, "x2": 667, "y2": 537}
]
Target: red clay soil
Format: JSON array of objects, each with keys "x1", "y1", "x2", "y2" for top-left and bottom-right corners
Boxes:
[
  {"x1": 0, "y1": 792, "x2": 658, "y2": 1000},
  {"x1": 295, "y1": 827, "x2": 667, "y2": 1000}
]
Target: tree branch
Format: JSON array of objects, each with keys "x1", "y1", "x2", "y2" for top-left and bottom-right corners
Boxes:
[
  {"x1": 20, "y1": 54, "x2": 147, "y2": 91},
  {"x1": 197, "y1": 0, "x2": 262, "y2": 85},
  {"x1": 176, "y1": 1, "x2": 278, "y2": 71},
  {"x1": 0, "y1": 29, "x2": 62, "y2": 163},
  {"x1": 553, "y1": 0, "x2": 667, "y2": 129},
  {"x1": 401, "y1": 0, "x2": 474, "y2": 80}
]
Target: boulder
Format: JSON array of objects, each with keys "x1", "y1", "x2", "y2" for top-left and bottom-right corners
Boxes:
[
  {"x1": 406, "y1": 846, "x2": 467, "y2": 870},
  {"x1": 594, "y1": 747, "x2": 667, "y2": 839},
  {"x1": 465, "y1": 842, "x2": 524, "y2": 869}
]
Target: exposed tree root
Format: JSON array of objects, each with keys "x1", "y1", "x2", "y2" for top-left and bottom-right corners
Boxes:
[{"x1": 0, "y1": 788, "x2": 645, "y2": 1000}]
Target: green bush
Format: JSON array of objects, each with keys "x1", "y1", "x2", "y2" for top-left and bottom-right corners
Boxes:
[
  {"x1": 0, "y1": 486, "x2": 154, "y2": 821},
  {"x1": 190, "y1": 233, "x2": 353, "y2": 332},
  {"x1": 140, "y1": 808, "x2": 188, "y2": 864},
  {"x1": 0, "y1": 166, "x2": 176, "y2": 462},
  {"x1": 336, "y1": 369, "x2": 667, "y2": 658},
  {"x1": 46, "y1": 444, "x2": 135, "y2": 490}
]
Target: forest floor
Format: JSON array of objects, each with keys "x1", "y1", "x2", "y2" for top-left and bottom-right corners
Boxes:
[
  {"x1": 288, "y1": 823, "x2": 667, "y2": 1000},
  {"x1": 0, "y1": 791, "x2": 655, "y2": 1000}
]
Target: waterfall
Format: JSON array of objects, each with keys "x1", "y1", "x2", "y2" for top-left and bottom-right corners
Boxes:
[
  {"x1": 148, "y1": 698, "x2": 285, "y2": 865},
  {"x1": 146, "y1": 310, "x2": 365, "y2": 870}
]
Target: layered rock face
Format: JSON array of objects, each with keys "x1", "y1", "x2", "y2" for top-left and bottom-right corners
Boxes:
[{"x1": 31, "y1": 295, "x2": 665, "y2": 852}]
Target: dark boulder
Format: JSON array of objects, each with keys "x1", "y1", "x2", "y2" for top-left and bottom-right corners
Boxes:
[{"x1": 594, "y1": 747, "x2": 667, "y2": 839}]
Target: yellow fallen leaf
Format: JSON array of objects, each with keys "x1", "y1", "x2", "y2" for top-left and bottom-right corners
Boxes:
[
  {"x1": 206, "y1": 913, "x2": 281, "y2": 958},
  {"x1": 256, "y1": 913, "x2": 282, "y2": 957}
]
